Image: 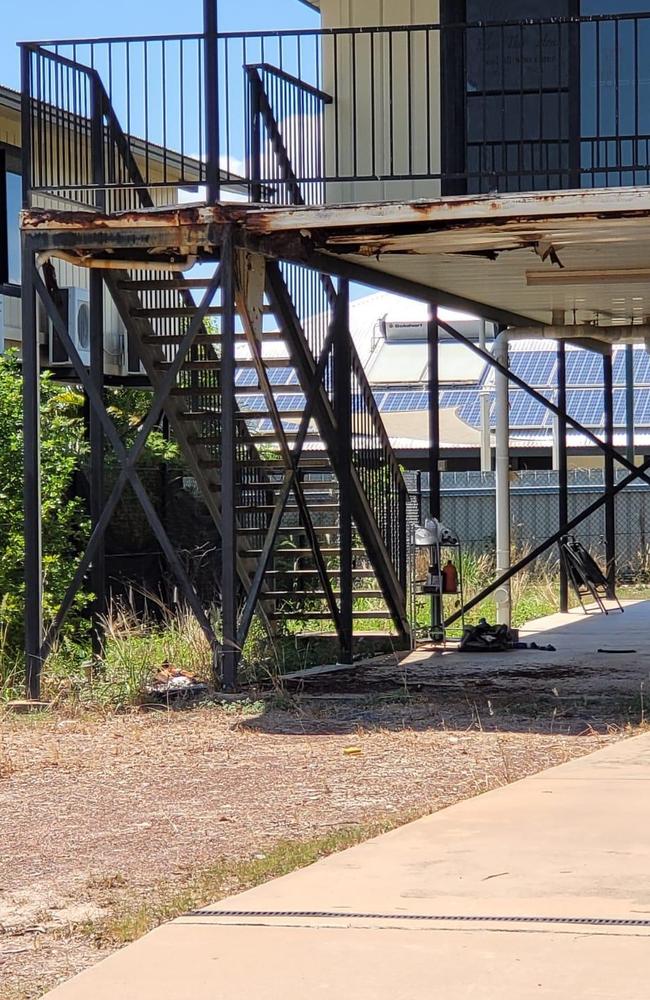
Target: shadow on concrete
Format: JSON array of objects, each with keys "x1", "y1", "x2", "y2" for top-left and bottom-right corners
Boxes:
[{"x1": 239, "y1": 602, "x2": 650, "y2": 737}]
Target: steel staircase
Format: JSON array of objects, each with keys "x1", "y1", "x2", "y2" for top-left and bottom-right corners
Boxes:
[
  {"x1": 24, "y1": 43, "x2": 411, "y2": 674},
  {"x1": 104, "y1": 257, "x2": 410, "y2": 649}
]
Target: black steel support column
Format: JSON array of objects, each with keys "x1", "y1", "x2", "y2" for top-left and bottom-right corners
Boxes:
[
  {"x1": 427, "y1": 305, "x2": 442, "y2": 635},
  {"x1": 203, "y1": 0, "x2": 221, "y2": 204},
  {"x1": 22, "y1": 236, "x2": 42, "y2": 699},
  {"x1": 334, "y1": 279, "x2": 353, "y2": 665},
  {"x1": 89, "y1": 271, "x2": 106, "y2": 651},
  {"x1": 625, "y1": 343, "x2": 635, "y2": 466},
  {"x1": 603, "y1": 351, "x2": 616, "y2": 598},
  {"x1": 428, "y1": 305, "x2": 440, "y2": 520},
  {"x1": 220, "y1": 228, "x2": 238, "y2": 688},
  {"x1": 89, "y1": 70, "x2": 107, "y2": 652},
  {"x1": 557, "y1": 342, "x2": 569, "y2": 613}
]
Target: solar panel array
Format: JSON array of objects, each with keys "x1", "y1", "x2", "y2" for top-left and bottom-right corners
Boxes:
[
  {"x1": 444, "y1": 347, "x2": 650, "y2": 433},
  {"x1": 230, "y1": 347, "x2": 650, "y2": 435}
]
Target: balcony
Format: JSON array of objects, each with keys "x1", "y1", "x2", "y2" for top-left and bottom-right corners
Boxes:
[{"x1": 19, "y1": 11, "x2": 650, "y2": 213}]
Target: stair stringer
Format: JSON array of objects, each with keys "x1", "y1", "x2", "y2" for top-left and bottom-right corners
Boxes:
[
  {"x1": 265, "y1": 262, "x2": 411, "y2": 641},
  {"x1": 103, "y1": 268, "x2": 273, "y2": 632}
]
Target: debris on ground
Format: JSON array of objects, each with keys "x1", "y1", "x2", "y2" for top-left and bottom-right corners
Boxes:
[{"x1": 145, "y1": 663, "x2": 209, "y2": 703}]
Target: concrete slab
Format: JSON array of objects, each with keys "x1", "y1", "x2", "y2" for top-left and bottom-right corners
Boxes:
[
  {"x1": 43, "y1": 732, "x2": 650, "y2": 1000},
  {"x1": 412, "y1": 597, "x2": 648, "y2": 661}
]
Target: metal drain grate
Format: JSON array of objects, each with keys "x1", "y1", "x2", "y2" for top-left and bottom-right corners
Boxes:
[{"x1": 187, "y1": 909, "x2": 650, "y2": 929}]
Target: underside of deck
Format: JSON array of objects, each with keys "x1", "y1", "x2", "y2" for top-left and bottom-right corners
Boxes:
[{"x1": 24, "y1": 186, "x2": 650, "y2": 329}]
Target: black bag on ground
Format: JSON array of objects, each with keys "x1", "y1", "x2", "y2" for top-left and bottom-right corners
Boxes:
[{"x1": 459, "y1": 618, "x2": 511, "y2": 652}]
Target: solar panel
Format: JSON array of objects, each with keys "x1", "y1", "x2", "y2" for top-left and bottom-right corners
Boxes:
[
  {"x1": 379, "y1": 391, "x2": 429, "y2": 412},
  {"x1": 631, "y1": 389, "x2": 650, "y2": 424},
  {"x1": 507, "y1": 390, "x2": 549, "y2": 429},
  {"x1": 274, "y1": 393, "x2": 306, "y2": 410},
  {"x1": 612, "y1": 349, "x2": 650, "y2": 387},
  {"x1": 633, "y1": 353, "x2": 650, "y2": 386},
  {"x1": 508, "y1": 351, "x2": 556, "y2": 387},
  {"x1": 238, "y1": 395, "x2": 267, "y2": 412},
  {"x1": 457, "y1": 396, "x2": 482, "y2": 426},
  {"x1": 612, "y1": 389, "x2": 627, "y2": 425},
  {"x1": 565, "y1": 352, "x2": 603, "y2": 386},
  {"x1": 235, "y1": 369, "x2": 258, "y2": 387},
  {"x1": 566, "y1": 389, "x2": 605, "y2": 425},
  {"x1": 439, "y1": 390, "x2": 467, "y2": 408},
  {"x1": 268, "y1": 368, "x2": 300, "y2": 386}
]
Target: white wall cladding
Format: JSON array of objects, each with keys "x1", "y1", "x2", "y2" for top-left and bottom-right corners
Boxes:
[{"x1": 320, "y1": 1, "x2": 441, "y2": 203}]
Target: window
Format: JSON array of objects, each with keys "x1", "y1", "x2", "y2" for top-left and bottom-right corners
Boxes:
[
  {"x1": 1, "y1": 149, "x2": 21, "y2": 287},
  {"x1": 5, "y1": 168, "x2": 21, "y2": 286},
  {"x1": 463, "y1": 1, "x2": 578, "y2": 193}
]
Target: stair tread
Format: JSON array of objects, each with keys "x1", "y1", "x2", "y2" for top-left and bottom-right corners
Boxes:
[
  {"x1": 293, "y1": 631, "x2": 400, "y2": 640},
  {"x1": 143, "y1": 334, "x2": 221, "y2": 345},
  {"x1": 264, "y1": 590, "x2": 382, "y2": 599},
  {"x1": 244, "y1": 547, "x2": 365, "y2": 556},
  {"x1": 265, "y1": 569, "x2": 372, "y2": 576},
  {"x1": 269, "y1": 611, "x2": 393, "y2": 620},
  {"x1": 132, "y1": 306, "x2": 223, "y2": 318},
  {"x1": 237, "y1": 525, "x2": 342, "y2": 534},
  {"x1": 236, "y1": 503, "x2": 339, "y2": 512},
  {"x1": 150, "y1": 333, "x2": 284, "y2": 344}
]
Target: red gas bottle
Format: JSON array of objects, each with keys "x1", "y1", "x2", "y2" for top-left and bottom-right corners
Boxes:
[{"x1": 441, "y1": 560, "x2": 459, "y2": 594}]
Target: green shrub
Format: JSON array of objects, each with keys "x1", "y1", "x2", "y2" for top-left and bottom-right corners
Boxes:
[{"x1": 0, "y1": 352, "x2": 90, "y2": 690}]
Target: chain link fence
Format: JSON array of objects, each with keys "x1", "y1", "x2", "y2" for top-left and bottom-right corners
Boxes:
[{"x1": 405, "y1": 469, "x2": 650, "y2": 576}]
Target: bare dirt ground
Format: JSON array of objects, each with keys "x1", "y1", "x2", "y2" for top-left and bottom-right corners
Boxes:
[{"x1": 0, "y1": 663, "x2": 643, "y2": 1000}]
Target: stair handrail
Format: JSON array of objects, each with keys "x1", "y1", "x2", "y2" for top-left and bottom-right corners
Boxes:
[{"x1": 247, "y1": 62, "x2": 408, "y2": 589}]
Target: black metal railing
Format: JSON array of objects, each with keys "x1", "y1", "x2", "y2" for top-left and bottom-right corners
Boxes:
[
  {"x1": 254, "y1": 80, "x2": 408, "y2": 590},
  {"x1": 351, "y1": 352, "x2": 407, "y2": 589},
  {"x1": 223, "y1": 11, "x2": 650, "y2": 199},
  {"x1": 246, "y1": 63, "x2": 330, "y2": 206},
  {"x1": 20, "y1": 11, "x2": 650, "y2": 210},
  {"x1": 21, "y1": 34, "x2": 207, "y2": 206}
]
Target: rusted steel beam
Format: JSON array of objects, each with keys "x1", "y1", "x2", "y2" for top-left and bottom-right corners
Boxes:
[
  {"x1": 22, "y1": 236, "x2": 43, "y2": 699},
  {"x1": 240, "y1": 187, "x2": 650, "y2": 234},
  {"x1": 20, "y1": 204, "x2": 244, "y2": 231},
  {"x1": 23, "y1": 184, "x2": 650, "y2": 238}
]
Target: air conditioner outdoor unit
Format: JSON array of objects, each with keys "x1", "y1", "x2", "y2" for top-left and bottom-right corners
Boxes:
[{"x1": 49, "y1": 287, "x2": 90, "y2": 367}]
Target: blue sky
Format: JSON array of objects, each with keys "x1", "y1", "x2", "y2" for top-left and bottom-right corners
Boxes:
[{"x1": 1, "y1": 0, "x2": 317, "y2": 89}]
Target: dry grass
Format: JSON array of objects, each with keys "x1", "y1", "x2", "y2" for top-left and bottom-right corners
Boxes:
[
  {"x1": 0, "y1": 697, "x2": 636, "y2": 1000},
  {"x1": 90, "y1": 818, "x2": 412, "y2": 949}
]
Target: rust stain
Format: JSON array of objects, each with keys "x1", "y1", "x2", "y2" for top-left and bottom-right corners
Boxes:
[{"x1": 21, "y1": 203, "x2": 247, "y2": 232}]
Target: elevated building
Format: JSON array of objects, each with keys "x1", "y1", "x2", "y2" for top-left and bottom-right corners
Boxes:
[{"x1": 16, "y1": 2, "x2": 650, "y2": 692}]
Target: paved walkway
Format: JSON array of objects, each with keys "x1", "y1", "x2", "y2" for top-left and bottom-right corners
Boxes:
[{"x1": 44, "y1": 732, "x2": 650, "y2": 999}]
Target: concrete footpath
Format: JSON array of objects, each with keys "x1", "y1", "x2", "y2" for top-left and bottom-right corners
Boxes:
[{"x1": 44, "y1": 734, "x2": 650, "y2": 999}]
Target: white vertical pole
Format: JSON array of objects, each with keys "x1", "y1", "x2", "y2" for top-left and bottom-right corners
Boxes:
[
  {"x1": 479, "y1": 319, "x2": 492, "y2": 473},
  {"x1": 494, "y1": 332, "x2": 511, "y2": 626}
]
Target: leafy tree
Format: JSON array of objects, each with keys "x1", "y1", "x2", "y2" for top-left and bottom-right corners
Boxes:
[
  {"x1": 0, "y1": 351, "x2": 90, "y2": 653},
  {"x1": 105, "y1": 387, "x2": 179, "y2": 463}
]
